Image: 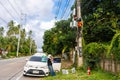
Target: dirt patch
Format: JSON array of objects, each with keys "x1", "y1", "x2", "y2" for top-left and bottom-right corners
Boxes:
[{"x1": 61, "y1": 59, "x2": 73, "y2": 68}]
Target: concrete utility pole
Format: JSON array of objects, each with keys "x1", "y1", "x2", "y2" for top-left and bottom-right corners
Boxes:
[
  {"x1": 30, "y1": 39, "x2": 32, "y2": 55},
  {"x1": 16, "y1": 24, "x2": 21, "y2": 57},
  {"x1": 76, "y1": 0, "x2": 83, "y2": 66},
  {"x1": 16, "y1": 13, "x2": 24, "y2": 57}
]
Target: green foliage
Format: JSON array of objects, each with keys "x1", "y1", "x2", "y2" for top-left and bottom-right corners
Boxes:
[
  {"x1": 0, "y1": 20, "x2": 37, "y2": 58},
  {"x1": 81, "y1": 0, "x2": 120, "y2": 68},
  {"x1": 83, "y1": 42, "x2": 106, "y2": 69},
  {"x1": 42, "y1": 20, "x2": 77, "y2": 55},
  {"x1": 82, "y1": 0, "x2": 119, "y2": 44},
  {"x1": 0, "y1": 27, "x2": 4, "y2": 36},
  {"x1": 73, "y1": 52, "x2": 78, "y2": 68},
  {"x1": 7, "y1": 52, "x2": 16, "y2": 58},
  {"x1": 43, "y1": 69, "x2": 118, "y2": 80},
  {"x1": 107, "y1": 32, "x2": 120, "y2": 60}
]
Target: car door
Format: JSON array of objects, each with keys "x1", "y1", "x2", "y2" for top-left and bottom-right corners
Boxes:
[{"x1": 53, "y1": 58, "x2": 61, "y2": 72}]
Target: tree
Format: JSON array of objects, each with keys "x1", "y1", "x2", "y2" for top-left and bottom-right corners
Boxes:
[
  {"x1": 7, "y1": 20, "x2": 19, "y2": 37},
  {"x1": 83, "y1": 42, "x2": 106, "y2": 69},
  {"x1": 82, "y1": 0, "x2": 120, "y2": 44},
  {"x1": 42, "y1": 20, "x2": 77, "y2": 56},
  {"x1": 4, "y1": 20, "x2": 37, "y2": 57},
  {"x1": 0, "y1": 27, "x2": 4, "y2": 36},
  {"x1": 81, "y1": 0, "x2": 120, "y2": 70}
]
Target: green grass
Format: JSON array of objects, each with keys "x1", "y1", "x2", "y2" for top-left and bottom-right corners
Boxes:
[{"x1": 43, "y1": 69, "x2": 119, "y2": 80}]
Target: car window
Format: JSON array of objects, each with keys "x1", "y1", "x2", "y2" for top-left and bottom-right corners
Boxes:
[
  {"x1": 29, "y1": 56, "x2": 47, "y2": 62},
  {"x1": 41, "y1": 56, "x2": 47, "y2": 62},
  {"x1": 53, "y1": 58, "x2": 61, "y2": 63}
]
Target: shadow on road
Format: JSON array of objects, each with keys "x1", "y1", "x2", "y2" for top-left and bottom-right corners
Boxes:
[{"x1": 23, "y1": 75, "x2": 46, "y2": 78}]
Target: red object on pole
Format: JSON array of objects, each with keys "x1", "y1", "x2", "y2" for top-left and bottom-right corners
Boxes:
[
  {"x1": 87, "y1": 67, "x2": 90, "y2": 75},
  {"x1": 77, "y1": 21, "x2": 82, "y2": 27},
  {"x1": 74, "y1": 15, "x2": 77, "y2": 20}
]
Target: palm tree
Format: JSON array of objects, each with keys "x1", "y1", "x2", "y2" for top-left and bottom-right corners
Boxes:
[
  {"x1": 0, "y1": 27, "x2": 4, "y2": 36},
  {"x1": 7, "y1": 21, "x2": 19, "y2": 37}
]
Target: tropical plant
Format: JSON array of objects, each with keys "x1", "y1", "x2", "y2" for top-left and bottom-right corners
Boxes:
[
  {"x1": 42, "y1": 20, "x2": 77, "y2": 56},
  {"x1": 83, "y1": 42, "x2": 106, "y2": 69},
  {"x1": 0, "y1": 27, "x2": 4, "y2": 36}
]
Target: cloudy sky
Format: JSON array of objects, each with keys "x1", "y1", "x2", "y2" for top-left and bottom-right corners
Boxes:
[{"x1": 0, "y1": 0, "x2": 75, "y2": 51}]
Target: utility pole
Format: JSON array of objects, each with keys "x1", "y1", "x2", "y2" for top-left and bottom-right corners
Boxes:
[
  {"x1": 16, "y1": 23, "x2": 21, "y2": 57},
  {"x1": 16, "y1": 13, "x2": 23, "y2": 57},
  {"x1": 29, "y1": 40, "x2": 32, "y2": 55},
  {"x1": 76, "y1": 0, "x2": 83, "y2": 66}
]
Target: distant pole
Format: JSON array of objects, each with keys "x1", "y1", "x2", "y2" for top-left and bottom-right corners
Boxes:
[
  {"x1": 16, "y1": 24, "x2": 21, "y2": 57},
  {"x1": 30, "y1": 39, "x2": 32, "y2": 55},
  {"x1": 76, "y1": 0, "x2": 83, "y2": 66},
  {"x1": 16, "y1": 13, "x2": 23, "y2": 57}
]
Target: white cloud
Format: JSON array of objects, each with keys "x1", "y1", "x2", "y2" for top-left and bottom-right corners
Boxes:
[
  {"x1": 0, "y1": 0, "x2": 55, "y2": 22},
  {"x1": 0, "y1": 0, "x2": 56, "y2": 50},
  {"x1": 18, "y1": 0, "x2": 55, "y2": 21},
  {"x1": 24, "y1": 19, "x2": 55, "y2": 49},
  {"x1": 40, "y1": 20, "x2": 55, "y2": 30}
]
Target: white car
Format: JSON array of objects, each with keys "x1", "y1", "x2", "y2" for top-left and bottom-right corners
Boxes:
[
  {"x1": 53, "y1": 58, "x2": 61, "y2": 72},
  {"x1": 23, "y1": 53, "x2": 61, "y2": 76},
  {"x1": 23, "y1": 53, "x2": 49, "y2": 76}
]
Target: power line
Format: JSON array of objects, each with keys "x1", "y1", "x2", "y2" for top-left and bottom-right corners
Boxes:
[
  {"x1": 13, "y1": 0, "x2": 22, "y2": 12},
  {"x1": 57, "y1": 0, "x2": 67, "y2": 19},
  {"x1": 0, "y1": 1, "x2": 16, "y2": 20},
  {"x1": 7, "y1": 0, "x2": 20, "y2": 17},
  {"x1": 66, "y1": 9, "x2": 72, "y2": 19},
  {"x1": 56, "y1": 0, "x2": 75, "y2": 20},
  {"x1": 0, "y1": 17, "x2": 8, "y2": 24},
  {"x1": 60, "y1": 0, "x2": 68, "y2": 19},
  {"x1": 61, "y1": 0, "x2": 70, "y2": 19},
  {"x1": 13, "y1": 0, "x2": 28, "y2": 24},
  {"x1": 56, "y1": 0, "x2": 62, "y2": 19},
  {"x1": 66, "y1": 0, "x2": 75, "y2": 19}
]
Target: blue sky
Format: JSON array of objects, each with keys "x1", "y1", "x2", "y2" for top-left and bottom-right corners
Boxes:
[{"x1": 0, "y1": 0, "x2": 75, "y2": 51}]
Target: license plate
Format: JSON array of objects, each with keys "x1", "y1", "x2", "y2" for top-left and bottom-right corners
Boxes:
[{"x1": 33, "y1": 70, "x2": 39, "y2": 74}]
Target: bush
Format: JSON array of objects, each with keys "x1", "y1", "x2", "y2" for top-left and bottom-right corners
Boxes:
[
  {"x1": 83, "y1": 42, "x2": 106, "y2": 69},
  {"x1": 7, "y1": 52, "x2": 16, "y2": 57}
]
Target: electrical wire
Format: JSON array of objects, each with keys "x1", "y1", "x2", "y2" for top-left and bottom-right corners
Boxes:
[
  {"x1": 57, "y1": 0, "x2": 68, "y2": 20},
  {"x1": 58, "y1": 0, "x2": 67, "y2": 19},
  {"x1": 56, "y1": 0, "x2": 62, "y2": 19},
  {"x1": 13, "y1": 0, "x2": 22, "y2": 12},
  {"x1": 55, "y1": 0, "x2": 75, "y2": 20},
  {"x1": 0, "y1": 17, "x2": 8, "y2": 24},
  {"x1": 61, "y1": 0, "x2": 70, "y2": 19},
  {"x1": 66, "y1": 0, "x2": 75, "y2": 19},
  {"x1": 0, "y1": 1, "x2": 16, "y2": 20},
  {"x1": 7, "y1": 0, "x2": 20, "y2": 17}
]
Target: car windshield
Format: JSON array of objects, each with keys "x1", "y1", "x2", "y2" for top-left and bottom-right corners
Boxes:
[{"x1": 29, "y1": 56, "x2": 47, "y2": 62}]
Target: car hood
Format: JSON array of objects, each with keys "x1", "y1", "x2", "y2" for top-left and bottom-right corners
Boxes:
[{"x1": 26, "y1": 61, "x2": 47, "y2": 68}]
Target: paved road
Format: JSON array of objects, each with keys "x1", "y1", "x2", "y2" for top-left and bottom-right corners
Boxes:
[{"x1": 0, "y1": 57, "x2": 43, "y2": 80}]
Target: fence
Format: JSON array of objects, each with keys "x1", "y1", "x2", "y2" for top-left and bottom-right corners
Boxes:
[{"x1": 100, "y1": 59, "x2": 120, "y2": 74}]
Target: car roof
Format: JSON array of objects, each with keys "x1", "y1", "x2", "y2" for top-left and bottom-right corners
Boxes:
[{"x1": 33, "y1": 52, "x2": 47, "y2": 56}]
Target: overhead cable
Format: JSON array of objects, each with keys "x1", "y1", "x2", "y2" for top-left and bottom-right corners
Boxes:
[
  {"x1": 56, "y1": 0, "x2": 62, "y2": 19},
  {"x1": 0, "y1": 17, "x2": 8, "y2": 23},
  {"x1": 66, "y1": 0, "x2": 75, "y2": 19},
  {"x1": 8, "y1": 0, "x2": 20, "y2": 17},
  {"x1": 61, "y1": 0, "x2": 70, "y2": 19},
  {"x1": 0, "y1": 1, "x2": 16, "y2": 20}
]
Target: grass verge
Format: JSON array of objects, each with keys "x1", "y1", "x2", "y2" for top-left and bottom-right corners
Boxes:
[{"x1": 43, "y1": 68, "x2": 119, "y2": 80}]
